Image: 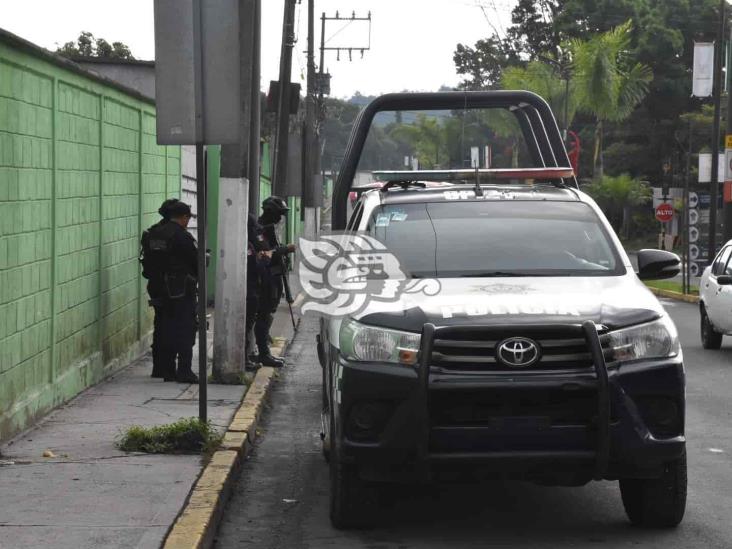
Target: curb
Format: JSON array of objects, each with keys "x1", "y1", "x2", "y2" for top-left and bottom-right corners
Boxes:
[
  {"x1": 162, "y1": 337, "x2": 288, "y2": 549},
  {"x1": 647, "y1": 287, "x2": 700, "y2": 304}
]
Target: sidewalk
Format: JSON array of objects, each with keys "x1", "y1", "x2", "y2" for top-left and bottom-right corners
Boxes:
[{"x1": 0, "y1": 304, "x2": 296, "y2": 549}]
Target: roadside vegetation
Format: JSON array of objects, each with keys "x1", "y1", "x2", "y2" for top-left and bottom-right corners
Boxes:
[
  {"x1": 645, "y1": 279, "x2": 699, "y2": 295},
  {"x1": 117, "y1": 418, "x2": 222, "y2": 454}
]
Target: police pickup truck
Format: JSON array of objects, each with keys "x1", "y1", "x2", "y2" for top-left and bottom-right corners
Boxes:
[{"x1": 316, "y1": 92, "x2": 686, "y2": 529}]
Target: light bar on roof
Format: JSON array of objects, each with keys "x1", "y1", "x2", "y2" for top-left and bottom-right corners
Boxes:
[{"x1": 372, "y1": 167, "x2": 574, "y2": 182}]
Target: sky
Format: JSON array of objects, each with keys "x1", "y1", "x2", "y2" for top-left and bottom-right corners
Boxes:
[{"x1": 1, "y1": 0, "x2": 516, "y2": 99}]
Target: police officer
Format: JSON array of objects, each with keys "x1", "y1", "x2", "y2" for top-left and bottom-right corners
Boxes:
[
  {"x1": 141, "y1": 200, "x2": 199, "y2": 383},
  {"x1": 245, "y1": 213, "x2": 268, "y2": 370},
  {"x1": 143, "y1": 198, "x2": 180, "y2": 378},
  {"x1": 255, "y1": 196, "x2": 296, "y2": 367}
]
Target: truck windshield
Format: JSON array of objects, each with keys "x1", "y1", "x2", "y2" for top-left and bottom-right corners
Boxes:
[{"x1": 365, "y1": 201, "x2": 625, "y2": 278}]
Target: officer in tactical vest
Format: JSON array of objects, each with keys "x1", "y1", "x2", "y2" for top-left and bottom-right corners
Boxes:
[
  {"x1": 140, "y1": 200, "x2": 199, "y2": 383},
  {"x1": 143, "y1": 198, "x2": 180, "y2": 378},
  {"x1": 254, "y1": 196, "x2": 296, "y2": 367}
]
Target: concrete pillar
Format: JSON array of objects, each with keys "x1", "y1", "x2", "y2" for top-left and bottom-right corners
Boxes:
[
  {"x1": 303, "y1": 206, "x2": 318, "y2": 240},
  {"x1": 212, "y1": 177, "x2": 249, "y2": 383}
]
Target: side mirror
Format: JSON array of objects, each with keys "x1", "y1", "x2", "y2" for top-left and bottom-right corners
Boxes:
[
  {"x1": 717, "y1": 274, "x2": 732, "y2": 285},
  {"x1": 637, "y1": 249, "x2": 680, "y2": 281}
]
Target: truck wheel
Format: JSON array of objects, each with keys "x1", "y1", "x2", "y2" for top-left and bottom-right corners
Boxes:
[
  {"x1": 329, "y1": 460, "x2": 377, "y2": 529},
  {"x1": 619, "y1": 449, "x2": 687, "y2": 528},
  {"x1": 701, "y1": 306, "x2": 723, "y2": 349}
]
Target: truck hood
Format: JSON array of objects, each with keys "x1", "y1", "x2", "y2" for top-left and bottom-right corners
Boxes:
[{"x1": 354, "y1": 274, "x2": 664, "y2": 332}]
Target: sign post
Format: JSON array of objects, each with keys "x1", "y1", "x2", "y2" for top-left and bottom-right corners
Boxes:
[{"x1": 154, "y1": 0, "x2": 242, "y2": 422}]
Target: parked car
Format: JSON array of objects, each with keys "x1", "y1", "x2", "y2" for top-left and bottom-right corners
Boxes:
[
  {"x1": 319, "y1": 91, "x2": 686, "y2": 530},
  {"x1": 699, "y1": 241, "x2": 732, "y2": 348}
]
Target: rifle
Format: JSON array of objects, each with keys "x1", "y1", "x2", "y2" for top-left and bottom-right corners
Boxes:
[{"x1": 282, "y1": 254, "x2": 297, "y2": 330}]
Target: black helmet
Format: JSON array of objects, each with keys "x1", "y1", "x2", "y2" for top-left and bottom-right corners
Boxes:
[
  {"x1": 158, "y1": 198, "x2": 181, "y2": 219},
  {"x1": 262, "y1": 196, "x2": 290, "y2": 215},
  {"x1": 167, "y1": 200, "x2": 192, "y2": 218}
]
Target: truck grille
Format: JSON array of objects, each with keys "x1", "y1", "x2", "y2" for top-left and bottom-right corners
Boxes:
[{"x1": 431, "y1": 326, "x2": 612, "y2": 372}]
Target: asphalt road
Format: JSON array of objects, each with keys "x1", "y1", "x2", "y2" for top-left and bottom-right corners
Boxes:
[{"x1": 215, "y1": 301, "x2": 732, "y2": 548}]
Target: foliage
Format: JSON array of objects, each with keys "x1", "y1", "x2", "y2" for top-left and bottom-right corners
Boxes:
[
  {"x1": 454, "y1": 36, "x2": 518, "y2": 90},
  {"x1": 644, "y1": 279, "x2": 698, "y2": 295},
  {"x1": 585, "y1": 174, "x2": 652, "y2": 238},
  {"x1": 502, "y1": 57, "x2": 577, "y2": 128},
  {"x1": 454, "y1": 0, "x2": 728, "y2": 185},
  {"x1": 390, "y1": 115, "x2": 447, "y2": 169},
  {"x1": 571, "y1": 21, "x2": 652, "y2": 124},
  {"x1": 570, "y1": 21, "x2": 652, "y2": 177},
  {"x1": 116, "y1": 418, "x2": 222, "y2": 454},
  {"x1": 57, "y1": 31, "x2": 135, "y2": 60}
]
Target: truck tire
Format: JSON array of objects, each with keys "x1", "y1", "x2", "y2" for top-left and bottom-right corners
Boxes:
[
  {"x1": 619, "y1": 449, "x2": 687, "y2": 528},
  {"x1": 329, "y1": 459, "x2": 378, "y2": 529},
  {"x1": 701, "y1": 306, "x2": 723, "y2": 349}
]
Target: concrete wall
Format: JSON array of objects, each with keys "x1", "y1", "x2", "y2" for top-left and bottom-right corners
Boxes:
[
  {"x1": 76, "y1": 60, "x2": 156, "y2": 101},
  {"x1": 0, "y1": 31, "x2": 181, "y2": 441}
]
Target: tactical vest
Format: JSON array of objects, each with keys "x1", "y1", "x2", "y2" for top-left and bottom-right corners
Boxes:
[{"x1": 140, "y1": 222, "x2": 191, "y2": 299}]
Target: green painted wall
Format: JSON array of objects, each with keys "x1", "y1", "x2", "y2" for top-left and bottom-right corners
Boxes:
[{"x1": 0, "y1": 37, "x2": 181, "y2": 441}]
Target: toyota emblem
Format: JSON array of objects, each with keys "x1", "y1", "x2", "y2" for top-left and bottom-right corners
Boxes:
[{"x1": 497, "y1": 337, "x2": 541, "y2": 368}]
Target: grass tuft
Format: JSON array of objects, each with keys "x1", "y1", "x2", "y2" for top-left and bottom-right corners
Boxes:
[{"x1": 116, "y1": 417, "x2": 222, "y2": 454}]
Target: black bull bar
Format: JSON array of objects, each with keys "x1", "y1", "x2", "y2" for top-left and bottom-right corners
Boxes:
[{"x1": 416, "y1": 321, "x2": 611, "y2": 480}]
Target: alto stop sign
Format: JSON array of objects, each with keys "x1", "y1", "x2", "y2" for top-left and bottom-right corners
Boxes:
[{"x1": 655, "y1": 203, "x2": 674, "y2": 222}]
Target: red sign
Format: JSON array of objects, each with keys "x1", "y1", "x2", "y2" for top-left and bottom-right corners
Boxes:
[{"x1": 655, "y1": 203, "x2": 674, "y2": 222}]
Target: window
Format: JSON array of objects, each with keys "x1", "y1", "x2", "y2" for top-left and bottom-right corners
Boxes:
[
  {"x1": 712, "y1": 246, "x2": 732, "y2": 276},
  {"x1": 366, "y1": 200, "x2": 624, "y2": 278}
]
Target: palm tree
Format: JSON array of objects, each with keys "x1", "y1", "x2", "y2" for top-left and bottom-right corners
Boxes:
[
  {"x1": 390, "y1": 114, "x2": 447, "y2": 169},
  {"x1": 586, "y1": 174, "x2": 652, "y2": 238},
  {"x1": 571, "y1": 21, "x2": 652, "y2": 179},
  {"x1": 502, "y1": 56, "x2": 578, "y2": 133}
]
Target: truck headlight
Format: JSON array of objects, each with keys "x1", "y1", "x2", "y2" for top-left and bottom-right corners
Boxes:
[
  {"x1": 607, "y1": 316, "x2": 680, "y2": 363},
  {"x1": 340, "y1": 318, "x2": 421, "y2": 365}
]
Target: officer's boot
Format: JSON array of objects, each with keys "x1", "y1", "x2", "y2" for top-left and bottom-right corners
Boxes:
[
  {"x1": 176, "y1": 347, "x2": 199, "y2": 384},
  {"x1": 258, "y1": 353, "x2": 285, "y2": 368}
]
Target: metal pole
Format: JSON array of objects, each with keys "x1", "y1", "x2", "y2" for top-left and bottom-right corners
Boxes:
[
  {"x1": 249, "y1": 0, "x2": 261, "y2": 215},
  {"x1": 303, "y1": 0, "x2": 316, "y2": 209},
  {"x1": 684, "y1": 123, "x2": 692, "y2": 294},
  {"x1": 272, "y1": 0, "x2": 297, "y2": 197},
  {"x1": 709, "y1": 0, "x2": 726, "y2": 261},
  {"x1": 724, "y1": 17, "x2": 732, "y2": 242},
  {"x1": 196, "y1": 143, "x2": 208, "y2": 422}
]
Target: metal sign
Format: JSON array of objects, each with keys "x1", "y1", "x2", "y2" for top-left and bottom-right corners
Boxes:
[
  {"x1": 154, "y1": 0, "x2": 241, "y2": 145},
  {"x1": 655, "y1": 203, "x2": 674, "y2": 222},
  {"x1": 689, "y1": 226, "x2": 700, "y2": 243},
  {"x1": 693, "y1": 42, "x2": 714, "y2": 98},
  {"x1": 698, "y1": 153, "x2": 726, "y2": 183},
  {"x1": 689, "y1": 192, "x2": 699, "y2": 209}
]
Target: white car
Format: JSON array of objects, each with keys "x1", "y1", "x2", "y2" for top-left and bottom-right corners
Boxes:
[{"x1": 699, "y1": 241, "x2": 732, "y2": 348}]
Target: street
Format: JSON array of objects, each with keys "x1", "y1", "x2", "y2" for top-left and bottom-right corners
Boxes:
[{"x1": 214, "y1": 300, "x2": 732, "y2": 548}]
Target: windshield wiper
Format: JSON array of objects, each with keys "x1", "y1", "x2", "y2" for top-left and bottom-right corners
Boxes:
[{"x1": 459, "y1": 271, "x2": 533, "y2": 278}]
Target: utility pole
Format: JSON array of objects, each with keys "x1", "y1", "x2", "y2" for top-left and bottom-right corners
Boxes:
[
  {"x1": 272, "y1": 0, "x2": 297, "y2": 197},
  {"x1": 249, "y1": 0, "x2": 261, "y2": 215},
  {"x1": 724, "y1": 8, "x2": 732, "y2": 242},
  {"x1": 213, "y1": 0, "x2": 259, "y2": 382},
  {"x1": 302, "y1": 0, "x2": 319, "y2": 239},
  {"x1": 710, "y1": 0, "x2": 726, "y2": 259}
]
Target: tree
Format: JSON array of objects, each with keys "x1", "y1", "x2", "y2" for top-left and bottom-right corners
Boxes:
[
  {"x1": 454, "y1": 0, "x2": 728, "y2": 184},
  {"x1": 390, "y1": 115, "x2": 447, "y2": 169},
  {"x1": 57, "y1": 31, "x2": 135, "y2": 60},
  {"x1": 454, "y1": 36, "x2": 519, "y2": 90},
  {"x1": 501, "y1": 54, "x2": 578, "y2": 132},
  {"x1": 585, "y1": 174, "x2": 652, "y2": 238},
  {"x1": 570, "y1": 21, "x2": 652, "y2": 178}
]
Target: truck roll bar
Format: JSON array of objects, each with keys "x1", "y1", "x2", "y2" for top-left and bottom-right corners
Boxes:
[{"x1": 332, "y1": 91, "x2": 577, "y2": 230}]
